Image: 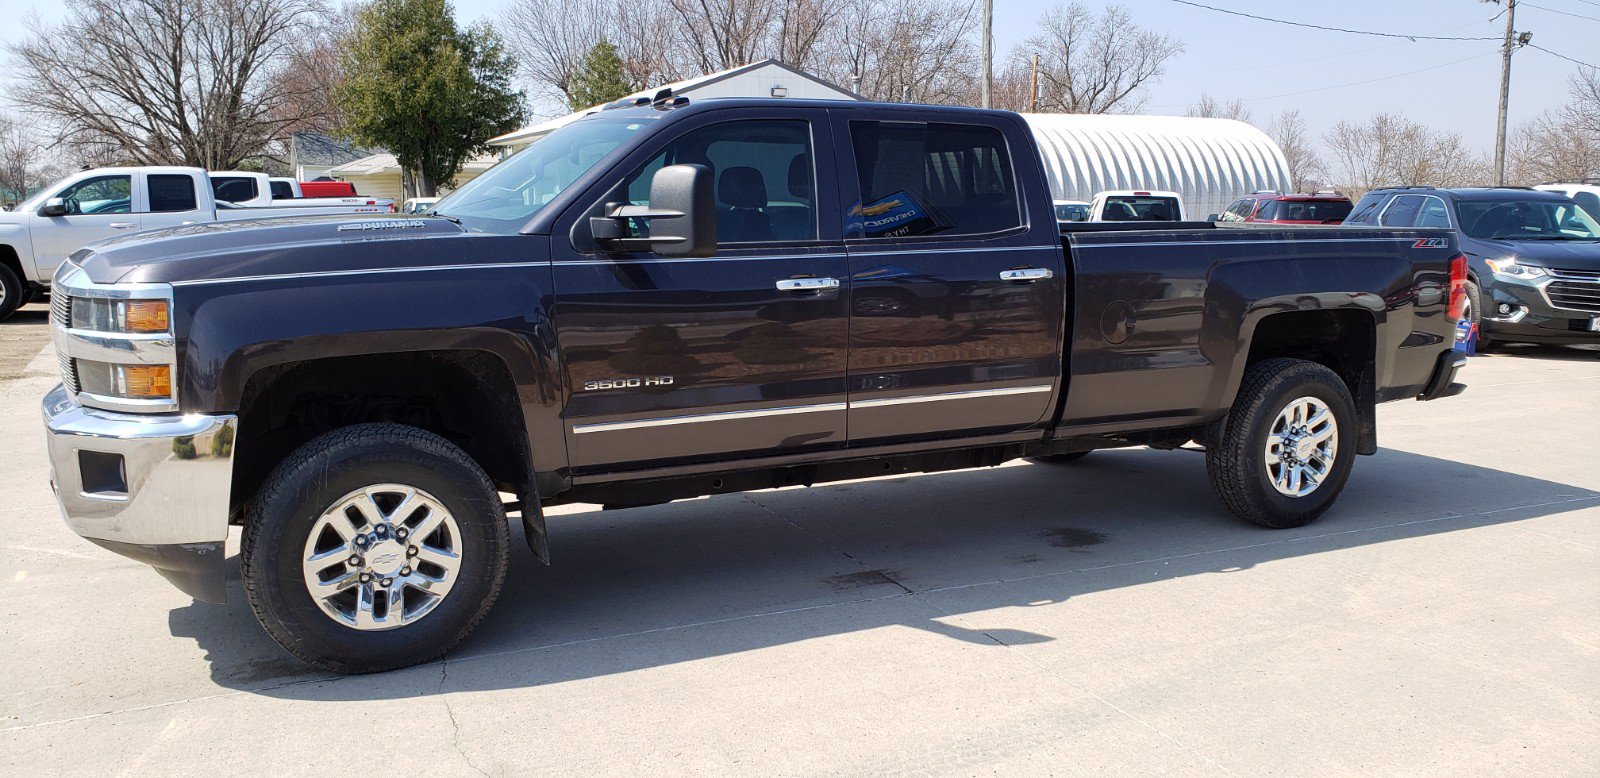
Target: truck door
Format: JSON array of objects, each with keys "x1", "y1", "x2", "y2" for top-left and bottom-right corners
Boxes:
[
  {"x1": 552, "y1": 111, "x2": 851, "y2": 471},
  {"x1": 27, "y1": 173, "x2": 140, "y2": 278},
  {"x1": 832, "y1": 112, "x2": 1065, "y2": 442}
]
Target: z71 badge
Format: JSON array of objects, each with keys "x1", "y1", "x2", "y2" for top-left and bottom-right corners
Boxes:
[
  {"x1": 583, "y1": 376, "x2": 674, "y2": 390},
  {"x1": 1412, "y1": 237, "x2": 1449, "y2": 249}
]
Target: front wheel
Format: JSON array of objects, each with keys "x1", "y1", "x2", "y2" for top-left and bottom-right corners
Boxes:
[
  {"x1": 242, "y1": 423, "x2": 510, "y2": 673},
  {"x1": 0, "y1": 263, "x2": 23, "y2": 322},
  {"x1": 1206, "y1": 359, "x2": 1357, "y2": 528}
]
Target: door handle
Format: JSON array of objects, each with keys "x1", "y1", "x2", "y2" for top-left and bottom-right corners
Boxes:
[
  {"x1": 999, "y1": 268, "x2": 1053, "y2": 282},
  {"x1": 776, "y1": 277, "x2": 841, "y2": 293},
  {"x1": 109, "y1": 222, "x2": 137, "y2": 229}
]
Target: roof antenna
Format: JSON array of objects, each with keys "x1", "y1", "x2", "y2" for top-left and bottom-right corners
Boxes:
[{"x1": 651, "y1": 88, "x2": 673, "y2": 107}]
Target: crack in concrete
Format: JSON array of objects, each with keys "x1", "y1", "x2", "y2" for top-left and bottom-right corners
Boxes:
[
  {"x1": 439, "y1": 657, "x2": 490, "y2": 778},
  {"x1": 742, "y1": 493, "x2": 914, "y2": 595}
]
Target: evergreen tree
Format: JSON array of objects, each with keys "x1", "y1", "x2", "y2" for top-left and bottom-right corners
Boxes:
[
  {"x1": 338, "y1": 0, "x2": 526, "y2": 196},
  {"x1": 567, "y1": 41, "x2": 635, "y2": 111}
]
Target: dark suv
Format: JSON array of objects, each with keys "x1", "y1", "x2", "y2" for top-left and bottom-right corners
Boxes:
[
  {"x1": 1345, "y1": 187, "x2": 1600, "y2": 347},
  {"x1": 1219, "y1": 191, "x2": 1353, "y2": 224}
]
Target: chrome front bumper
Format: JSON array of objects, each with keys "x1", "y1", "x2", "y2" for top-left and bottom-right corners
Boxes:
[{"x1": 41, "y1": 384, "x2": 237, "y2": 601}]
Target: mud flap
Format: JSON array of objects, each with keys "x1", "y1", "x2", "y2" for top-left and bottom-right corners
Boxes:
[{"x1": 519, "y1": 490, "x2": 550, "y2": 564}]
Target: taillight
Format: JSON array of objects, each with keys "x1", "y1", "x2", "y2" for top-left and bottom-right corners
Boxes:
[{"x1": 1447, "y1": 253, "x2": 1468, "y2": 320}]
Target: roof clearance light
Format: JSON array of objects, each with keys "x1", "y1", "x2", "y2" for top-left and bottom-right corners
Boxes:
[{"x1": 771, "y1": 85, "x2": 788, "y2": 98}]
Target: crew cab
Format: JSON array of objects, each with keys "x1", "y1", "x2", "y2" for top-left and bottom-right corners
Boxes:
[
  {"x1": 41, "y1": 98, "x2": 1469, "y2": 673},
  {"x1": 1089, "y1": 190, "x2": 1186, "y2": 221},
  {"x1": 210, "y1": 171, "x2": 393, "y2": 211},
  {"x1": 0, "y1": 167, "x2": 394, "y2": 320}
]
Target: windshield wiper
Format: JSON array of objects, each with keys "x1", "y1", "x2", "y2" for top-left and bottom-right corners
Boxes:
[{"x1": 430, "y1": 211, "x2": 461, "y2": 225}]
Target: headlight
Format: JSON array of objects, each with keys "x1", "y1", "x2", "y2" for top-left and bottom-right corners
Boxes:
[
  {"x1": 70, "y1": 298, "x2": 170, "y2": 333},
  {"x1": 1484, "y1": 258, "x2": 1547, "y2": 281}
]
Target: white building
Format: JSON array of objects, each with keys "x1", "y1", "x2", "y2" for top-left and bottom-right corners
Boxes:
[
  {"x1": 324, "y1": 152, "x2": 501, "y2": 202},
  {"x1": 488, "y1": 59, "x2": 863, "y2": 151},
  {"x1": 1021, "y1": 114, "x2": 1292, "y2": 220}
]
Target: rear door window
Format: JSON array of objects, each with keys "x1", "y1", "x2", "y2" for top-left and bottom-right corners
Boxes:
[
  {"x1": 1347, "y1": 193, "x2": 1387, "y2": 224},
  {"x1": 846, "y1": 121, "x2": 1021, "y2": 239},
  {"x1": 1415, "y1": 197, "x2": 1451, "y2": 228},
  {"x1": 1379, "y1": 195, "x2": 1424, "y2": 227},
  {"x1": 269, "y1": 180, "x2": 295, "y2": 200},
  {"x1": 147, "y1": 174, "x2": 198, "y2": 213}
]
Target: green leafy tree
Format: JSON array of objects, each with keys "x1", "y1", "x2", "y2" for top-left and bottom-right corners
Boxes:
[
  {"x1": 339, "y1": 0, "x2": 526, "y2": 196},
  {"x1": 567, "y1": 40, "x2": 635, "y2": 111}
]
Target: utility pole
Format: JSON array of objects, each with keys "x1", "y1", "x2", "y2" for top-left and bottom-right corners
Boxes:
[
  {"x1": 1030, "y1": 54, "x2": 1039, "y2": 113},
  {"x1": 981, "y1": 0, "x2": 994, "y2": 109},
  {"x1": 1490, "y1": 0, "x2": 1525, "y2": 186}
]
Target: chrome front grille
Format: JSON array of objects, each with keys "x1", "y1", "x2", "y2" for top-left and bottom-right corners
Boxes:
[
  {"x1": 51, "y1": 291, "x2": 71, "y2": 328},
  {"x1": 1544, "y1": 267, "x2": 1600, "y2": 313}
]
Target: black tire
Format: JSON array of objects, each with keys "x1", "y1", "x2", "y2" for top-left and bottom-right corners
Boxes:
[
  {"x1": 1464, "y1": 280, "x2": 1493, "y2": 351},
  {"x1": 1206, "y1": 358, "x2": 1357, "y2": 529},
  {"x1": 242, "y1": 423, "x2": 510, "y2": 673},
  {"x1": 1027, "y1": 450, "x2": 1092, "y2": 464},
  {"x1": 0, "y1": 263, "x2": 23, "y2": 322}
]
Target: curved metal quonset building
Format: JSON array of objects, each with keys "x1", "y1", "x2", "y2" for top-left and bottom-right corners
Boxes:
[{"x1": 1021, "y1": 114, "x2": 1292, "y2": 220}]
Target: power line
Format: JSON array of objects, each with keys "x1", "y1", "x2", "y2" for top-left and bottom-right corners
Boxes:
[
  {"x1": 1522, "y1": 2, "x2": 1600, "y2": 21},
  {"x1": 1165, "y1": 0, "x2": 1502, "y2": 41},
  {"x1": 1151, "y1": 50, "x2": 1499, "y2": 108},
  {"x1": 1527, "y1": 44, "x2": 1600, "y2": 69}
]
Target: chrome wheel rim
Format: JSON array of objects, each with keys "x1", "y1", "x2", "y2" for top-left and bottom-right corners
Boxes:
[
  {"x1": 1264, "y1": 396, "x2": 1338, "y2": 498},
  {"x1": 301, "y1": 484, "x2": 463, "y2": 631}
]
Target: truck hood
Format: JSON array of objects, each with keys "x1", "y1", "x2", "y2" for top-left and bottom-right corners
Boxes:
[
  {"x1": 1464, "y1": 236, "x2": 1600, "y2": 271},
  {"x1": 74, "y1": 214, "x2": 491, "y2": 284}
]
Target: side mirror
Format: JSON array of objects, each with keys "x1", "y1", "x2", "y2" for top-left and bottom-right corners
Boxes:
[
  {"x1": 1205, "y1": 213, "x2": 1219, "y2": 222},
  {"x1": 590, "y1": 163, "x2": 715, "y2": 257},
  {"x1": 39, "y1": 197, "x2": 68, "y2": 217}
]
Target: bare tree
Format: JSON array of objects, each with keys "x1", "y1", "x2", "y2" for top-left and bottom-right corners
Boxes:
[
  {"x1": 1507, "y1": 69, "x2": 1600, "y2": 184},
  {"x1": 0, "y1": 114, "x2": 64, "y2": 208},
  {"x1": 499, "y1": 0, "x2": 689, "y2": 116},
  {"x1": 1325, "y1": 113, "x2": 1490, "y2": 199},
  {"x1": 813, "y1": 0, "x2": 979, "y2": 104},
  {"x1": 1265, "y1": 109, "x2": 1324, "y2": 192},
  {"x1": 1185, "y1": 93, "x2": 1252, "y2": 123},
  {"x1": 1018, "y1": 3, "x2": 1184, "y2": 114},
  {"x1": 6, "y1": 0, "x2": 329, "y2": 169}
]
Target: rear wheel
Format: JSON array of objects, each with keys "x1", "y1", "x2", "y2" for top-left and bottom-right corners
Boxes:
[
  {"x1": 1464, "y1": 280, "x2": 1493, "y2": 351},
  {"x1": 242, "y1": 423, "x2": 509, "y2": 673},
  {"x1": 1206, "y1": 359, "x2": 1357, "y2": 528},
  {"x1": 0, "y1": 264, "x2": 23, "y2": 322}
]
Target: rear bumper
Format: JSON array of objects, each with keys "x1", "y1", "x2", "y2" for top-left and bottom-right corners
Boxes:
[
  {"x1": 1418, "y1": 350, "x2": 1468, "y2": 401},
  {"x1": 41, "y1": 384, "x2": 236, "y2": 602}
]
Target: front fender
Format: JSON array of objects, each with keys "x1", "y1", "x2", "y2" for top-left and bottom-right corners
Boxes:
[{"x1": 172, "y1": 262, "x2": 565, "y2": 476}]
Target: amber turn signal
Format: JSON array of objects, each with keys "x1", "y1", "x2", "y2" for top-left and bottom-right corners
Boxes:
[
  {"x1": 120, "y1": 365, "x2": 172, "y2": 398},
  {"x1": 122, "y1": 300, "x2": 169, "y2": 333}
]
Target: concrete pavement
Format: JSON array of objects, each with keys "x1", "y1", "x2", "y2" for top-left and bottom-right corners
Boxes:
[{"x1": 1, "y1": 332, "x2": 1596, "y2": 775}]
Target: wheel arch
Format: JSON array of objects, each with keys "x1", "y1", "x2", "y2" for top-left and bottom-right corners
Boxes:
[{"x1": 1232, "y1": 307, "x2": 1379, "y2": 454}]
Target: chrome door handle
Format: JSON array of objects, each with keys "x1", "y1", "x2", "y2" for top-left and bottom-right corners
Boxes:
[
  {"x1": 109, "y1": 222, "x2": 137, "y2": 229},
  {"x1": 999, "y1": 268, "x2": 1053, "y2": 282},
  {"x1": 776, "y1": 277, "x2": 841, "y2": 292}
]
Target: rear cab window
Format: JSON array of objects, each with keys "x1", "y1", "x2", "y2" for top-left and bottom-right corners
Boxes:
[
  {"x1": 845, "y1": 121, "x2": 1021, "y2": 239},
  {"x1": 269, "y1": 181, "x2": 296, "y2": 200},
  {"x1": 147, "y1": 174, "x2": 198, "y2": 213},
  {"x1": 1100, "y1": 195, "x2": 1179, "y2": 222},
  {"x1": 211, "y1": 176, "x2": 258, "y2": 204}
]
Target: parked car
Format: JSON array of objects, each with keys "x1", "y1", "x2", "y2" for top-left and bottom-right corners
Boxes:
[
  {"x1": 268, "y1": 177, "x2": 362, "y2": 200},
  {"x1": 1089, "y1": 190, "x2": 1187, "y2": 221},
  {"x1": 1219, "y1": 191, "x2": 1353, "y2": 225},
  {"x1": 1052, "y1": 199, "x2": 1089, "y2": 223},
  {"x1": 41, "y1": 98, "x2": 1467, "y2": 672},
  {"x1": 1344, "y1": 186, "x2": 1600, "y2": 347},
  {"x1": 1534, "y1": 182, "x2": 1600, "y2": 221},
  {"x1": 210, "y1": 171, "x2": 393, "y2": 211},
  {"x1": 0, "y1": 167, "x2": 394, "y2": 320},
  {"x1": 402, "y1": 197, "x2": 440, "y2": 214}
]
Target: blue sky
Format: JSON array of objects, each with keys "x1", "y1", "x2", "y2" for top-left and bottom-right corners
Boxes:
[{"x1": 5, "y1": 0, "x2": 1595, "y2": 154}]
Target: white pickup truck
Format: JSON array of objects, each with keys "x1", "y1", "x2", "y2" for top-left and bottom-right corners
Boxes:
[
  {"x1": 0, "y1": 166, "x2": 392, "y2": 320},
  {"x1": 1088, "y1": 190, "x2": 1188, "y2": 222},
  {"x1": 209, "y1": 171, "x2": 394, "y2": 211}
]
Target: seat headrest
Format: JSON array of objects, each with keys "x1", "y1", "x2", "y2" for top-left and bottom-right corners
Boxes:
[
  {"x1": 788, "y1": 154, "x2": 812, "y2": 200},
  {"x1": 718, "y1": 167, "x2": 767, "y2": 209}
]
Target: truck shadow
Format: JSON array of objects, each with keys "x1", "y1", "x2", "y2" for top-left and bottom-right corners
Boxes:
[{"x1": 167, "y1": 446, "x2": 1598, "y2": 698}]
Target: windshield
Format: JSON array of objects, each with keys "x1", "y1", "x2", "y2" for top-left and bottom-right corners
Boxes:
[
  {"x1": 1456, "y1": 199, "x2": 1600, "y2": 240},
  {"x1": 432, "y1": 116, "x2": 654, "y2": 233}
]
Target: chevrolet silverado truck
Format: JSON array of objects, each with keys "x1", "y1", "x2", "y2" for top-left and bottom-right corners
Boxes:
[
  {"x1": 41, "y1": 98, "x2": 1469, "y2": 673},
  {"x1": 0, "y1": 167, "x2": 391, "y2": 320}
]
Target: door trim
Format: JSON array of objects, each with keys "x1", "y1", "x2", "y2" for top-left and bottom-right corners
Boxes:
[{"x1": 572, "y1": 402, "x2": 848, "y2": 434}]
